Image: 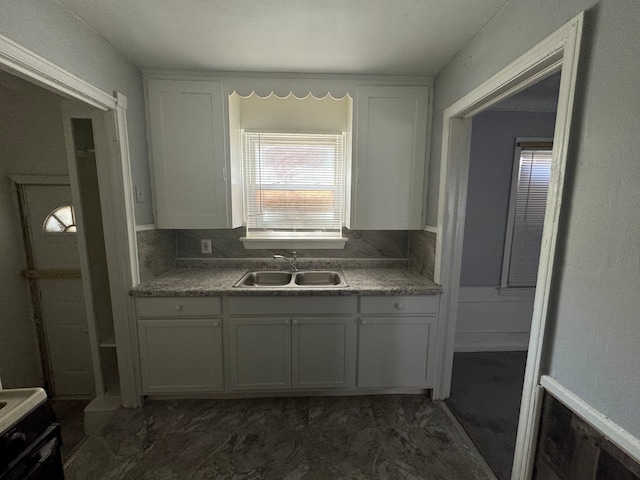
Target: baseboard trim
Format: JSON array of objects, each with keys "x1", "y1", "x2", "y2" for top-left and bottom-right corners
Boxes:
[{"x1": 541, "y1": 375, "x2": 640, "y2": 465}]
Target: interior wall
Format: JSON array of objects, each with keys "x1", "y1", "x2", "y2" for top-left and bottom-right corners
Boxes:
[
  {"x1": 0, "y1": 0, "x2": 153, "y2": 225},
  {"x1": 460, "y1": 110, "x2": 557, "y2": 287},
  {"x1": 432, "y1": 0, "x2": 640, "y2": 440},
  {"x1": 0, "y1": 75, "x2": 69, "y2": 388}
]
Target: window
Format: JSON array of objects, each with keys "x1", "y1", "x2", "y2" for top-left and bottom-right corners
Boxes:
[
  {"x1": 501, "y1": 140, "x2": 553, "y2": 288},
  {"x1": 242, "y1": 131, "x2": 346, "y2": 240},
  {"x1": 43, "y1": 205, "x2": 77, "y2": 233}
]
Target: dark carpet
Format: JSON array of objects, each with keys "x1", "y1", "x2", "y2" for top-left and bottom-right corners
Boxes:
[{"x1": 445, "y1": 351, "x2": 527, "y2": 480}]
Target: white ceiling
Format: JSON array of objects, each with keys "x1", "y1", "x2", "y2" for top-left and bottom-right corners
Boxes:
[{"x1": 55, "y1": 0, "x2": 510, "y2": 76}]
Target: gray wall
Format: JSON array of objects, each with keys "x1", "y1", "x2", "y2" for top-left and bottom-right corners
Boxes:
[
  {"x1": 461, "y1": 110, "x2": 557, "y2": 286},
  {"x1": 432, "y1": 0, "x2": 640, "y2": 439},
  {"x1": 0, "y1": 0, "x2": 153, "y2": 225}
]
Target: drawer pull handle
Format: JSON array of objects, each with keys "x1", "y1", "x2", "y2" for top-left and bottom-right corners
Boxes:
[
  {"x1": 292, "y1": 319, "x2": 298, "y2": 325},
  {"x1": 395, "y1": 303, "x2": 403, "y2": 309},
  {"x1": 174, "y1": 304, "x2": 182, "y2": 311},
  {"x1": 283, "y1": 319, "x2": 289, "y2": 325},
  {"x1": 361, "y1": 319, "x2": 367, "y2": 325}
]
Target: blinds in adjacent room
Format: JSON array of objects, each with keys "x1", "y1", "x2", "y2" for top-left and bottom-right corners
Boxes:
[
  {"x1": 242, "y1": 131, "x2": 345, "y2": 237},
  {"x1": 504, "y1": 145, "x2": 553, "y2": 287}
]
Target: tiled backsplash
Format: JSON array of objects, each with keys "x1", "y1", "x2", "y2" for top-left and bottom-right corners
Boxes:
[
  {"x1": 408, "y1": 230, "x2": 436, "y2": 281},
  {"x1": 137, "y1": 227, "x2": 437, "y2": 280},
  {"x1": 136, "y1": 229, "x2": 175, "y2": 281},
  {"x1": 176, "y1": 227, "x2": 408, "y2": 259}
]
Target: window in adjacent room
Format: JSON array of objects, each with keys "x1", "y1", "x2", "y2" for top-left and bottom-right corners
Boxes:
[{"x1": 501, "y1": 139, "x2": 553, "y2": 288}]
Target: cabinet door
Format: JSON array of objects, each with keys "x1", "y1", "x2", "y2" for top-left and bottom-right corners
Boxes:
[
  {"x1": 138, "y1": 319, "x2": 223, "y2": 393},
  {"x1": 292, "y1": 317, "x2": 356, "y2": 389},
  {"x1": 226, "y1": 317, "x2": 292, "y2": 391},
  {"x1": 352, "y1": 86, "x2": 429, "y2": 229},
  {"x1": 357, "y1": 316, "x2": 436, "y2": 388},
  {"x1": 147, "y1": 78, "x2": 229, "y2": 228}
]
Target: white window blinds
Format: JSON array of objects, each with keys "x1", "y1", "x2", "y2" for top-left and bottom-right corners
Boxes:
[
  {"x1": 242, "y1": 131, "x2": 345, "y2": 238},
  {"x1": 504, "y1": 146, "x2": 553, "y2": 287}
]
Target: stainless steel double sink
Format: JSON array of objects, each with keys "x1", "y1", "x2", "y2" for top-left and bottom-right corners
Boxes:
[{"x1": 233, "y1": 270, "x2": 348, "y2": 288}]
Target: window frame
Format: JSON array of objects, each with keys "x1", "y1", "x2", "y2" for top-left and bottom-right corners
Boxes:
[
  {"x1": 239, "y1": 130, "x2": 349, "y2": 249},
  {"x1": 500, "y1": 137, "x2": 553, "y2": 290},
  {"x1": 42, "y1": 204, "x2": 77, "y2": 234}
]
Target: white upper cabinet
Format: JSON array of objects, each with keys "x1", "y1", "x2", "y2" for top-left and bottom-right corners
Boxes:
[
  {"x1": 351, "y1": 86, "x2": 429, "y2": 230},
  {"x1": 146, "y1": 78, "x2": 238, "y2": 228}
]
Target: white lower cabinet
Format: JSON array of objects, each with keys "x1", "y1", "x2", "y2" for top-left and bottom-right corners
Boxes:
[
  {"x1": 292, "y1": 317, "x2": 356, "y2": 389},
  {"x1": 136, "y1": 297, "x2": 224, "y2": 394},
  {"x1": 357, "y1": 295, "x2": 439, "y2": 388},
  {"x1": 225, "y1": 296, "x2": 358, "y2": 392},
  {"x1": 135, "y1": 294, "x2": 440, "y2": 395},
  {"x1": 138, "y1": 319, "x2": 224, "y2": 393},
  {"x1": 226, "y1": 317, "x2": 292, "y2": 391}
]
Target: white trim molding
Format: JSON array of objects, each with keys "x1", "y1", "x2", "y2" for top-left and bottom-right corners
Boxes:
[
  {"x1": 455, "y1": 286, "x2": 533, "y2": 352},
  {"x1": 541, "y1": 376, "x2": 640, "y2": 465},
  {"x1": 9, "y1": 175, "x2": 70, "y2": 185},
  {"x1": 0, "y1": 33, "x2": 116, "y2": 111},
  {"x1": 135, "y1": 224, "x2": 157, "y2": 232}
]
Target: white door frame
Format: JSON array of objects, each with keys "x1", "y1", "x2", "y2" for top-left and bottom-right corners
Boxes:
[
  {"x1": 432, "y1": 13, "x2": 583, "y2": 479},
  {"x1": 0, "y1": 33, "x2": 142, "y2": 407}
]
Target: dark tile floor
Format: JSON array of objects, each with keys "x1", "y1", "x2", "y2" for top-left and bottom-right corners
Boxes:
[
  {"x1": 64, "y1": 395, "x2": 492, "y2": 479},
  {"x1": 49, "y1": 398, "x2": 90, "y2": 463}
]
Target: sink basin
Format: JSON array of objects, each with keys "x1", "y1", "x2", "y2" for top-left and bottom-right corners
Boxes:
[
  {"x1": 234, "y1": 270, "x2": 348, "y2": 288},
  {"x1": 239, "y1": 271, "x2": 293, "y2": 286},
  {"x1": 0, "y1": 388, "x2": 47, "y2": 433},
  {"x1": 294, "y1": 271, "x2": 343, "y2": 286}
]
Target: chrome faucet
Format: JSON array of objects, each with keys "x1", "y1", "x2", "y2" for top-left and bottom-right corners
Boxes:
[{"x1": 273, "y1": 251, "x2": 298, "y2": 271}]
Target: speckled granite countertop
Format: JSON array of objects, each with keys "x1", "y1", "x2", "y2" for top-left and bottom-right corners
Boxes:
[{"x1": 131, "y1": 268, "x2": 442, "y2": 297}]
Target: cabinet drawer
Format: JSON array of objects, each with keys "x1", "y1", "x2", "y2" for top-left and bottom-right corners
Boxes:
[
  {"x1": 136, "y1": 297, "x2": 221, "y2": 317},
  {"x1": 228, "y1": 296, "x2": 357, "y2": 315},
  {"x1": 359, "y1": 295, "x2": 439, "y2": 315}
]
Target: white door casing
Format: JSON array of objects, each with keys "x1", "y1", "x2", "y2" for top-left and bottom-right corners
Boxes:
[
  {"x1": 433, "y1": 13, "x2": 584, "y2": 480},
  {"x1": 23, "y1": 184, "x2": 94, "y2": 396}
]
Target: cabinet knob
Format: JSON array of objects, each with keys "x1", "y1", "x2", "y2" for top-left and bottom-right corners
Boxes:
[
  {"x1": 213, "y1": 320, "x2": 219, "y2": 327},
  {"x1": 292, "y1": 319, "x2": 298, "y2": 325},
  {"x1": 174, "y1": 304, "x2": 182, "y2": 311},
  {"x1": 361, "y1": 319, "x2": 367, "y2": 325},
  {"x1": 283, "y1": 319, "x2": 289, "y2": 325},
  {"x1": 395, "y1": 303, "x2": 403, "y2": 309}
]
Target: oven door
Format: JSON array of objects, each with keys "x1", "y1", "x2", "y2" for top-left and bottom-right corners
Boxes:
[{"x1": 0, "y1": 424, "x2": 64, "y2": 480}]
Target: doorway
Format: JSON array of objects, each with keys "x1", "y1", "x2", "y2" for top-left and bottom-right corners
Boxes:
[
  {"x1": 445, "y1": 74, "x2": 560, "y2": 480},
  {"x1": 434, "y1": 13, "x2": 584, "y2": 480}
]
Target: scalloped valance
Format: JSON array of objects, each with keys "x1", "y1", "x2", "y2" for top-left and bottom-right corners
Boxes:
[{"x1": 223, "y1": 77, "x2": 354, "y2": 99}]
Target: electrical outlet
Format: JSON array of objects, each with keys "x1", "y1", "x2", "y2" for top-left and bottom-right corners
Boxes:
[{"x1": 201, "y1": 239, "x2": 212, "y2": 254}]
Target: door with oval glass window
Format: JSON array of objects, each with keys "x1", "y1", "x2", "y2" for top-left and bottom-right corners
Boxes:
[{"x1": 22, "y1": 184, "x2": 94, "y2": 397}]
